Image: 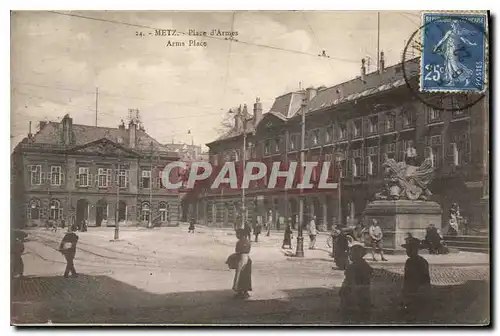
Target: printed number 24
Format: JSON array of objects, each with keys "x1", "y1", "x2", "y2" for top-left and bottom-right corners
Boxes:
[{"x1": 424, "y1": 64, "x2": 443, "y2": 81}]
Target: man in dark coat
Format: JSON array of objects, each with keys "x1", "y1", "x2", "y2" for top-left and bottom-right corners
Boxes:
[
  {"x1": 401, "y1": 237, "x2": 431, "y2": 322},
  {"x1": 334, "y1": 228, "x2": 350, "y2": 270},
  {"x1": 59, "y1": 225, "x2": 79, "y2": 278},
  {"x1": 425, "y1": 224, "x2": 442, "y2": 254}
]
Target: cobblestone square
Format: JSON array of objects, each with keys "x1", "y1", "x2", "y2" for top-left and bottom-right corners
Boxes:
[{"x1": 11, "y1": 226, "x2": 490, "y2": 325}]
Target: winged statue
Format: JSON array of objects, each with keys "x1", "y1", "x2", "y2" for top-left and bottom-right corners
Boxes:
[{"x1": 375, "y1": 146, "x2": 435, "y2": 201}]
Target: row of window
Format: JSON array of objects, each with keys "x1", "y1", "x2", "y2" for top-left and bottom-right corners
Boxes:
[
  {"x1": 28, "y1": 165, "x2": 160, "y2": 189},
  {"x1": 27, "y1": 199, "x2": 172, "y2": 222}
]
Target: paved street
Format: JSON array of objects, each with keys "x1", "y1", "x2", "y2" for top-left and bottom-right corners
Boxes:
[{"x1": 11, "y1": 225, "x2": 490, "y2": 325}]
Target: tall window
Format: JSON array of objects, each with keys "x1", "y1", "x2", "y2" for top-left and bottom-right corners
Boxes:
[
  {"x1": 352, "y1": 149, "x2": 362, "y2": 177},
  {"x1": 212, "y1": 154, "x2": 219, "y2": 166},
  {"x1": 141, "y1": 202, "x2": 150, "y2": 222},
  {"x1": 98, "y1": 168, "x2": 112, "y2": 188},
  {"x1": 428, "y1": 108, "x2": 442, "y2": 123},
  {"x1": 325, "y1": 127, "x2": 333, "y2": 143},
  {"x1": 339, "y1": 122, "x2": 348, "y2": 140},
  {"x1": 450, "y1": 133, "x2": 470, "y2": 166},
  {"x1": 274, "y1": 138, "x2": 281, "y2": 152},
  {"x1": 141, "y1": 170, "x2": 151, "y2": 188},
  {"x1": 289, "y1": 134, "x2": 298, "y2": 151},
  {"x1": 29, "y1": 165, "x2": 42, "y2": 185},
  {"x1": 426, "y1": 135, "x2": 442, "y2": 168},
  {"x1": 49, "y1": 199, "x2": 61, "y2": 221},
  {"x1": 402, "y1": 109, "x2": 414, "y2": 128},
  {"x1": 159, "y1": 202, "x2": 170, "y2": 222},
  {"x1": 50, "y1": 166, "x2": 62, "y2": 185},
  {"x1": 28, "y1": 198, "x2": 40, "y2": 220},
  {"x1": 118, "y1": 169, "x2": 129, "y2": 188},
  {"x1": 353, "y1": 119, "x2": 362, "y2": 138},
  {"x1": 366, "y1": 146, "x2": 378, "y2": 176},
  {"x1": 78, "y1": 167, "x2": 90, "y2": 187},
  {"x1": 385, "y1": 142, "x2": 396, "y2": 159},
  {"x1": 385, "y1": 113, "x2": 395, "y2": 132},
  {"x1": 368, "y1": 116, "x2": 379, "y2": 134},
  {"x1": 264, "y1": 140, "x2": 271, "y2": 155},
  {"x1": 311, "y1": 129, "x2": 320, "y2": 146}
]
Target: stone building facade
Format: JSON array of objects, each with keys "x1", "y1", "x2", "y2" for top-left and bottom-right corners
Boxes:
[
  {"x1": 188, "y1": 56, "x2": 489, "y2": 232},
  {"x1": 11, "y1": 115, "x2": 182, "y2": 229}
]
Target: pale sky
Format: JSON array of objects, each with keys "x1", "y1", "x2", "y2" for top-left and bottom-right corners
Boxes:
[{"x1": 10, "y1": 10, "x2": 421, "y2": 152}]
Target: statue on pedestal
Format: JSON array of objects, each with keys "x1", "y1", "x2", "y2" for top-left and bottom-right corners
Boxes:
[{"x1": 375, "y1": 146, "x2": 435, "y2": 201}]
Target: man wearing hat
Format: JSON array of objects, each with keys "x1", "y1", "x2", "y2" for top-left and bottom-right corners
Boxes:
[
  {"x1": 339, "y1": 243, "x2": 373, "y2": 323},
  {"x1": 401, "y1": 237, "x2": 431, "y2": 321}
]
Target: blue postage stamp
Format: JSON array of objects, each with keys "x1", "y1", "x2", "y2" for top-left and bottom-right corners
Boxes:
[{"x1": 420, "y1": 12, "x2": 488, "y2": 93}]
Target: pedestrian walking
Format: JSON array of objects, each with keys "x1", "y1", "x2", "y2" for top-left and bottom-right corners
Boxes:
[
  {"x1": 253, "y1": 219, "x2": 262, "y2": 242},
  {"x1": 60, "y1": 219, "x2": 66, "y2": 229},
  {"x1": 11, "y1": 234, "x2": 25, "y2": 278},
  {"x1": 282, "y1": 223, "x2": 293, "y2": 249},
  {"x1": 307, "y1": 215, "x2": 317, "y2": 250},
  {"x1": 243, "y1": 220, "x2": 252, "y2": 241},
  {"x1": 340, "y1": 244, "x2": 373, "y2": 323},
  {"x1": 81, "y1": 219, "x2": 88, "y2": 232},
  {"x1": 368, "y1": 219, "x2": 387, "y2": 261},
  {"x1": 401, "y1": 237, "x2": 431, "y2": 322},
  {"x1": 51, "y1": 220, "x2": 58, "y2": 233},
  {"x1": 188, "y1": 216, "x2": 196, "y2": 233},
  {"x1": 334, "y1": 228, "x2": 350, "y2": 270},
  {"x1": 59, "y1": 225, "x2": 79, "y2": 278},
  {"x1": 231, "y1": 228, "x2": 252, "y2": 299}
]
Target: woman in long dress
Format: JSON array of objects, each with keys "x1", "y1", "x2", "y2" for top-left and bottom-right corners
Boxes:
[
  {"x1": 232, "y1": 229, "x2": 252, "y2": 299},
  {"x1": 433, "y1": 21, "x2": 477, "y2": 87}
]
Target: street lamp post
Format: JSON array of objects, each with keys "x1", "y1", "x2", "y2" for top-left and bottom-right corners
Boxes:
[
  {"x1": 295, "y1": 99, "x2": 307, "y2": 257},
  {"x1": 241, "y1": 110, "x2": 247, "y2": 231},
  {"x1": 333, "y1": 152, "x2": 345, "y2": 227},
  {"x1": 114, "y1": 158, "x2": 120, "y2": 240}
]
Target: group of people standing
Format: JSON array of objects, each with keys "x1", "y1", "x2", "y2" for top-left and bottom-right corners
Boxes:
[{"x1": 339, "y1": 235, "x2": 432, "y2": 323}]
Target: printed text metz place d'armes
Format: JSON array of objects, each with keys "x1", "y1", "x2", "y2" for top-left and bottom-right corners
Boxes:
[{"x1": 154, "y1": 28, "x2": 238, "y2": 47}]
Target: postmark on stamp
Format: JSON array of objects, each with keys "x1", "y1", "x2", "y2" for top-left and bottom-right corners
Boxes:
[
  {"x1": 402, "y1": 11, "x2": 488, "y2": 111},
  {"x1": 420, "y1": 13, "x2": 488, "y2": 93}
]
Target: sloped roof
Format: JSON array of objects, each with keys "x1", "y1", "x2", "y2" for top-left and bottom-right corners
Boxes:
[
  {"x1": 29, "y1": 119, "x2": 172, "y2": 153},
  {"x1": 214, "y1": 116, "x2": 255, "y2": 142},
  {"x1": 269, "y1": 91, "x2": 305, "y2": 118},
  {"x1": 306, "y1": 58, "x2": 419, "y2": 114},
  {"x1": 207, "y1": 58, "x2": 420, "y2": 146}
]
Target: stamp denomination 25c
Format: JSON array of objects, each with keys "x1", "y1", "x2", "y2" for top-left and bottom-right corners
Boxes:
[{"x1": 420, "y1": 13, "x2": 488, "y2": 93}]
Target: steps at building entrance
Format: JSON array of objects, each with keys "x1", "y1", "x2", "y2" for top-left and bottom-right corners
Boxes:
[{"x1": 444, "y1": 235, "x2": 489, "y2": 254}]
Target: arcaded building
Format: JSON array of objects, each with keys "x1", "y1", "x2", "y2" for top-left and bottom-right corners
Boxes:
[{"x1": 189, "y1": 55, "x2": 489, "y2": 232}]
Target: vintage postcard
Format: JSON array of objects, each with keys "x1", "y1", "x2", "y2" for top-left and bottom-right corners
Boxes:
[{"x1": 10, "y1": 10, "x2": 490, "y2": 326}]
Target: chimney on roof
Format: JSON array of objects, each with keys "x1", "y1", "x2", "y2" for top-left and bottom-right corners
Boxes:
[
  {"x1": 253, "y1": 97, "x2": 262, "y2": 127},
  {"x1": 379, "y1": 51, "x2": 385, "y2": 73},
  {"x1": 38, "y1": 121, "x2": 47, "y2": 131},
  {"x1": 361, "y1": 58, "x2": 366, "y2": 81},
  {"x1": 27, "y1": 121, "x2": 33, "y2": 139},
  {"x1": 234, "y1": 106, "x2": 242, "y2": 131},
  {"x1": 118, "y1": 119, "x2": 125, "y2": 130},
  {"x1": 128, "y1": 118, "x2": 137, "y2": 148},
  {"x1": 61, "y1": 114, "x2": 73, "y2": 145},
  {"x1": 306, "y1": 86, "x2": 317, "y2": 102}
]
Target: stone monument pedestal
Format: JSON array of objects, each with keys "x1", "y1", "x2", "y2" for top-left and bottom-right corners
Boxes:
[{"x1": 363, "y1": 200, "x2": 442, "y2": 254}]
